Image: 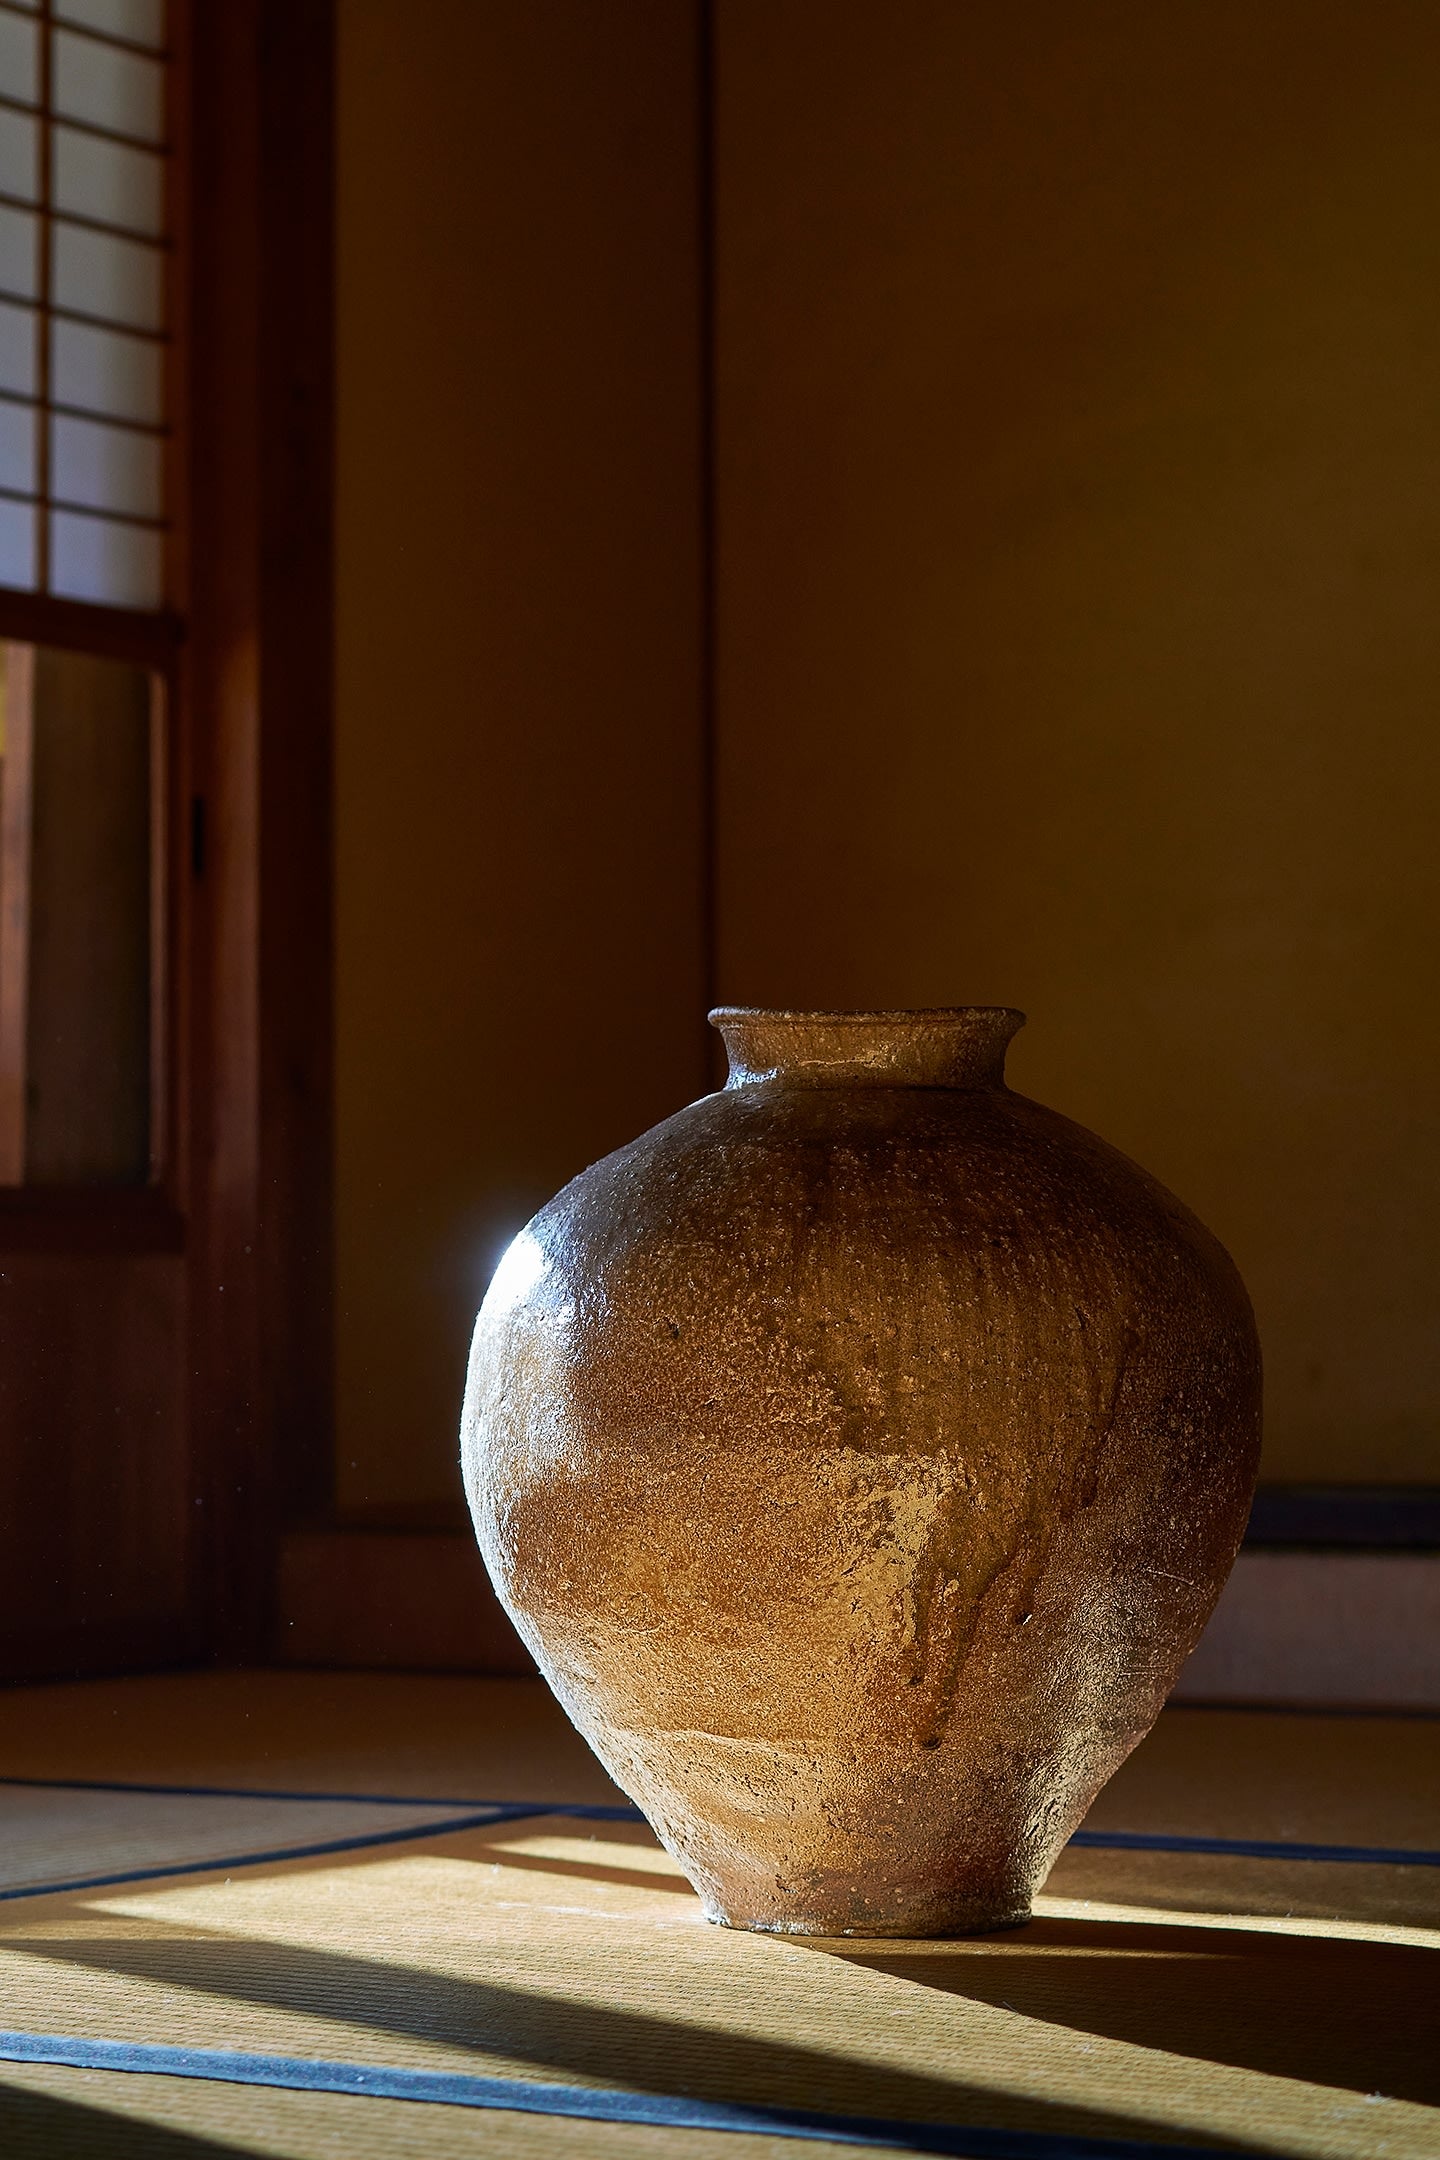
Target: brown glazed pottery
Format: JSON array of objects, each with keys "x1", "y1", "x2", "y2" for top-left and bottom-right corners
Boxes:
[{"x1": 462, "y1": 1009, "x2": 1261, "y2": 1937}]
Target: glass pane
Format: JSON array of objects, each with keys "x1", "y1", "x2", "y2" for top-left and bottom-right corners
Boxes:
[
  {"x1": 52, "y1": 220, "x2": 162, "y2": 329},
  {"x1": 0, "y1": 645, "x2": 156, "y2": 1185},
  {"x1": 0, "y1": 497, "x2": 35, "y2": 588},
  {"x1": 0, "y1": 12, "x2": 40, "y2": 107},
  {"x1": 52, "y1": 28, "x2": 164, "y2": 143},
  {"x1": 51, "y1": 410, "x2": 160, "y2": 518},
  {"x1": 0, "y1": 396, "x2": 34, "y2": 493},
  {"x1": 0, "y1": 107, "x2": 39, "y2": 202},
  {"x1": 0, "y1": 204, "x2": 38, "y2": 300},
  {"x1": 48, "y1": 505, "x2": 161, "y2": 606},
  {"x1": 0, "y1": 299, "x2": 36, "y2": 395},
  {"x1": 50, "y1": 313, "x2": 158, "y2": 421},
  {"x1": 54, "y1": 124, "x2": 164, "y2": 237},
  {"x1": 56, "y1": 1, "x2": 165, "y2": 54}
]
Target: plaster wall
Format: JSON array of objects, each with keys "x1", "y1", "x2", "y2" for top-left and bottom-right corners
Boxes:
[
  {"x1": 713, "y1": 0, "x2": 1440, "y2": 1482},
  {"x1": 334, "y1": 0, "x2": 705, "y2": 1512}
]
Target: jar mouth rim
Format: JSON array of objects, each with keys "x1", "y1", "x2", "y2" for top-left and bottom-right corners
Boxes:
[
  {"x1": 709, "y1": 1008, "x2": 1026, "y2": 1088},
  {"x1": 708, "y1": 1006, "x2": 1026, "y2": 1026}
]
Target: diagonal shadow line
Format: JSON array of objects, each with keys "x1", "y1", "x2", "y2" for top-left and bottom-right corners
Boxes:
[
  {"x1": 818, "y1": 1915, "x2": 1440, "y2": 2107},
  {"x1": 4, "y1": 1925, "x2": 1251, "y2": 2153},
  {"x1": 466, "y1": 1840, "x2": 694, "y2": 1894},
  {"x1": 0, "y1": 2079, "x2": 255, "y2": 2157}
]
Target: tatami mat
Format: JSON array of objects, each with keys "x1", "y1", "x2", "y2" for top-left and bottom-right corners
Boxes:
[
  {"x1": 0, "y1": 1672, "x2": 1434, "y2": 2159},
  {"x1": 0, "y1": 1781, "x2": 516, "y2": 1900},
  {"x1": 0, "y1": 1671, "x2": 628, "y2": 1803}
]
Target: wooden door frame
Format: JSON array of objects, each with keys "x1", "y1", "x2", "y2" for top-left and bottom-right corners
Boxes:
[
  {"x1": 0, "y1": 0, "x2": 335, "y2": 1673},
  {"x1": 184, "y1": 0, "x2": 336, "y2": 1659}
]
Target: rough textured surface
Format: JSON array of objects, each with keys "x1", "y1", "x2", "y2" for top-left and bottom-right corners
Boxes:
[{"x1": 462, "y1": 1010, "x2": 1261, "y2": 1936}]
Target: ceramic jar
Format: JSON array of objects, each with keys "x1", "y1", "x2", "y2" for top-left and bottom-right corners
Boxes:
[{"x1": 462, "y1": 1009, "x2": 1260, "y2": 1936}]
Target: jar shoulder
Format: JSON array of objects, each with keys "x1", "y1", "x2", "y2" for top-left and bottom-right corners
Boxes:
[{"x1": 526, "y1": 1081, "x2": 1247, "y2": 1318}]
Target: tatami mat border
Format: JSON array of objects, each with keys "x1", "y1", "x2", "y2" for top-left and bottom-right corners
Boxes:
[
  {"x1": 1166, "y1": 1700, "x2": 1440, "y2": 1721},
  {"x1": 1065, "y1": 1827, "x2": 1440, "y2": 1866},
  {"x1": 3, "y1": 1777, "x2": 1437, "y2": 1881},
  {"x1": 0, "y1": 1802, "x2": 534, "y2": 1905},
  {"x1": 0, "y1": 2030, "x2": 1261, "y2": 2159},
  {"x1": 0, "y1": 1775, "x2": 639, "y2": 1815}
]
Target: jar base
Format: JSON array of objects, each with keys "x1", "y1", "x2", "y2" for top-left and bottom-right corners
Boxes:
[{"x1": 702, "y1": 1899, "x2": 1033, "y2": 1939}]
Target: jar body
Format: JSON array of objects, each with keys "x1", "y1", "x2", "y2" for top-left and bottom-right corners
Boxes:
[{"x1": 462, "y1": 1015, "x2": 1260, "y2": 1936}]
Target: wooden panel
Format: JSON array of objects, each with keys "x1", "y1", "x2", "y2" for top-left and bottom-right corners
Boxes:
[
  {"x1": 24, "y1": 648, "x2": 153, "y2": 1185},
  {"x1": 0, "y1": 1250, "x2": 191, "y2": 1680},
  {"x1": 0, "y1": 643, "x2": 34, "y2": 1185},
  {"x1": 275, "y1": 1528, "x2": 533, "y2": 1675}
]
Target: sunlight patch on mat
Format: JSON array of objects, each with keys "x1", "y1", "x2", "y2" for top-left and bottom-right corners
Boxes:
[
  {"x1": 1046, "y1": 1838, "x2": 1440, "y2": 1936},
  {"x1": 1035, "y1": 1891, "x2": 1440, "y2": 1951}
]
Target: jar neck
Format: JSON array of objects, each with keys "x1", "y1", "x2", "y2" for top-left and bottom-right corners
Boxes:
[{"x1": 710, "y1": 1008, "x2": 1025, "y2": 1090}]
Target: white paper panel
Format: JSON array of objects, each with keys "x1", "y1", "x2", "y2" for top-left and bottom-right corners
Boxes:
[
  {"x1": 49, "y1": 504, "x2": 160, "y2": 606},
  {"x1": 0, "y1": 495, "x2": 35, "y2": 589},
  {"x1": 52, "y1": 220, "x2": 162, "y2": 329},
  {"x1": 51, "y1": 409, "x2": 160, "y2": 518},
  {"x1": 0, "y1": 11, "x2": 40, "y2": 107},
  {"x1": 0, "y1": 106, "x2": 39, "y2": 201},
  {"x1": 50, "y1": 313, "x2": 158, "y2": 422},
  {"x1": 54, "y1": 124, "x2": 163, "y2": 237},
  {"x1": 52, "y1": 27, "x2": 164, "y2": 143},
  {"x1": 0, "y1": 395, "x2": 34, "y2": 493},
  {"x1": 56, "y1": 0, "x2": 164, "y2": 53},
  {"x1": 3, "y1": 1, "x2": 171, "y2": 605},
  {"x1": 0, "y1": 203, "x2": 38, "y2": 298},
  {"x1": 0, "y1": 298, "x2": 36, "y2": 395}
]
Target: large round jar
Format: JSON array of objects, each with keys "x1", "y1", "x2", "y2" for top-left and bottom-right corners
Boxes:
[{"x1": 462, "y1": 1009, "x2": 1260, "y2": 1936}]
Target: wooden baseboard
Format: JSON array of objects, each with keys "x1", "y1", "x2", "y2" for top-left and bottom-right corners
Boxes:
[
  {"x1": 275, "y1": 1527, "x2": 534, "y2": 1674},
  {"x1": 1246, "y1": 1483, "x2": 1440, "y2": 1548},
  {"x1": 274, "y1": 1527, "x2": 1440, "y2": 1709},
  {"x1": 1175, "y1": 1550, "x2": 1440, "y2": 1709}
]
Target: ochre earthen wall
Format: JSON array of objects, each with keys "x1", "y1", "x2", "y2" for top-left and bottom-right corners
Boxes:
[
  {"x1": 713, "y1": 0, "x2": 1440, "y2": 1481},
  {"x1": 334, "y1": 0, "x2": 705, "y2": 1510},
  {"x1": 335, "y1": 3, "x2": 1439, "y2": 1502}
]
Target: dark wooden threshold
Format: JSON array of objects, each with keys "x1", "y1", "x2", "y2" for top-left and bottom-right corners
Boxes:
[{"x1": 0, "y1": 1614, "x2": 202, "y2": 1687}]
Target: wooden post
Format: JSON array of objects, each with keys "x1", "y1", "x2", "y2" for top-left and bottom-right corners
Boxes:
[{"x1": 0, "y1": 642, "x2": 35, "y2": 1185}]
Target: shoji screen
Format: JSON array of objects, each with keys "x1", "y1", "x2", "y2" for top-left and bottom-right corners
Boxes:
[{"x1": 0, "y1": 0, "x2": 168, "y2": 610}]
